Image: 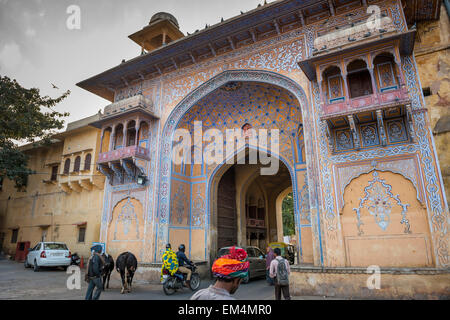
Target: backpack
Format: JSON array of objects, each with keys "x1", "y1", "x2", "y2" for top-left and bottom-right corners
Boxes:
[{"x1": 276, "y1": 258, "x2": 289, "y2": 286}]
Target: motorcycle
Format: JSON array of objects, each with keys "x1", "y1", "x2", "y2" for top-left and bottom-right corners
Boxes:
[
  {"x1": 70, "y1": 252, "x2": 81, "y2": 266},
  {"x1": 162, "y1": 264, "x2": 200, "y2": 295}
]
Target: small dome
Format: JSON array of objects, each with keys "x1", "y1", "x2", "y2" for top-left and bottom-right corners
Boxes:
[{"x1": 149, "y1": 12, "x2": 179, "y2": 28}]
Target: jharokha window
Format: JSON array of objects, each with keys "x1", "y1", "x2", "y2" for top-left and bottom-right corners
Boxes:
[
  {"x1": 51, "y1": 166, "x2": 58, "y2": 181},
  {"x1": 63, "y1": 159, "x2": 71, "y2": 174},
  {"x1": 114, "y1": 124, "x2": 124, "y2": 150},
  {"x1": 126, "y1": 121, "x2": 137, "y2": 147},
  {"x1": 347, "y1": 60, "x2": 373, "y2": 99},
  {"x1": 84, "y1": 154, "x2": 91, "y2": 171},
  {"x1": 374, "y1": 53, "x2": 398, "y2": 93},
  {"x1": 323, "y1": 66, "x2": 345, "y2": 104},
  {"x1": 73, "y1": 156, "x2": 81, "y2": 172}
]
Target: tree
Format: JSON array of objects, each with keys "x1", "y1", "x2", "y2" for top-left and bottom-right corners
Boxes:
[
  {"x1": 282, "y1": 192, "x2": 295, "y2": 236},
  {"x1": 0, "y1": 76, "x2": 70, "y2": 189}
]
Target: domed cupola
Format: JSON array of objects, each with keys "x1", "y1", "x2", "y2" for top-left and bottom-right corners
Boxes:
[{"x1": 128, "y1": 12, "x2": 184, "y2": 53}]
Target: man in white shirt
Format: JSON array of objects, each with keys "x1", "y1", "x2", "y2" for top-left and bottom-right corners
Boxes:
[{"x1": 269, "y1": 247, "x2": 291, "y2": 300}]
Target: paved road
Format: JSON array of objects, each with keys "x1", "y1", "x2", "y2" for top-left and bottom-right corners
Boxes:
[
  {"x1": 0, "y1": 257, "x2": 272, "y2": 300},
  {"x1": 0, "y1": 257, "x2": 339, "y2": 300}
]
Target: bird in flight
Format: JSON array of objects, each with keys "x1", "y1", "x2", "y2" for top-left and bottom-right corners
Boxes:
[{"x1": 51, "y1": 83, "x2": 59, "y2": 89}]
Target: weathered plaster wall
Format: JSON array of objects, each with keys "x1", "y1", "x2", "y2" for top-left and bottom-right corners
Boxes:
[
  {"x1": 0, "y1": 127, "x2": 104, "y2": 259},
  {"x1": 341, "y1": 171, "x2": 434, "y2": 267},
  {"x1": 290, "y1": 268, "x2": 450, "y2": 299},
  {"x1": 415, "y1": 5, "x2": 450, "y2": 207}
]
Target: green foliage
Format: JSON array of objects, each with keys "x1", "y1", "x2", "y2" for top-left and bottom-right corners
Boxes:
[
  {"x1": 0, "y1": 76, "x2": 70, "y2": 189},
  {"x1": 282, "y1": 192, "x2": 295, "y2": 236}
]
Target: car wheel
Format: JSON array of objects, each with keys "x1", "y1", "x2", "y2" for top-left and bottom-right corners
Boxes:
[
  {"x1": 33, "y1": 260, "x2": 39, "y2": 272},
  {"x1": 242, "y1": 271, "x2": 250, "y2": 284}
]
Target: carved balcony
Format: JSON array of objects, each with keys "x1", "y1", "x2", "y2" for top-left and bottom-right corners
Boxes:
[
  {"x1": 247, "y1": 219, "x2": 265, "y2": 229},
  {"x1": 98, "y1": 145, "x2": 150, "y2": 163},
  {"x1": 97, "y1": 145, "x2": 149, "y2": 185},
  {"x1": 321, "y1": 87, "x2": 410, "y2": 120},
  {"x1": 99, "y1": 94, "x2": 159, "y2": 122},
  {"x1": 58, "y1": 174, "x2": 105, "y2": 194}
]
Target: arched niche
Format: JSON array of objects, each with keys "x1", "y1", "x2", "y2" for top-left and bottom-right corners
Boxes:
[
  {"x1": 106, "y1": 197, "x2": 144, "y2": 260},
  {"x1": 341, "y1": 170, "x2": 434, "y2": 268}
]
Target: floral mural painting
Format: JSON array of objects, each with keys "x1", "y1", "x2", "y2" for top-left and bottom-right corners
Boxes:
[
  {"x1": 114, "y1": 197, "x2": 140, "y2": 240},
  {"x1": 354, "y1": 171, "x2": 411, "y2": 236}
]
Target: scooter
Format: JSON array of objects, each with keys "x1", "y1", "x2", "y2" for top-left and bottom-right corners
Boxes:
[
  {"x1": 162, "y1": 264, "x2": 200, "y2": 295},
  {"x1": 70, "y1": 252, "x2": 81, "y2": 266}
]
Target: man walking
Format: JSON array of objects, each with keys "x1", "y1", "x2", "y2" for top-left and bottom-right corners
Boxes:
[
  {"x1": 85, "y1": 244, "x2": 105, "y2": 300},
  {"x1": 269, "y1": 247, "x2": 291, "y2": 300},
  {"x1": 265, "y1": 246, "x2": 275, "y2": 285}
]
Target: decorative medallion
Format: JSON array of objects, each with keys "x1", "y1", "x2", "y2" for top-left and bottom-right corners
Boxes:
[
  {"x1": 353, "y1": 171, "x2": 411, "y2": 235},
  {"x1": 114, "y1": 197, "x2": 139, "y2": 239}
]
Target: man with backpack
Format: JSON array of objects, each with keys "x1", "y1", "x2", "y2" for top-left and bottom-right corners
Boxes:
[{"x1": 269, "y1": 247, "x2": 291, "y2": 300}]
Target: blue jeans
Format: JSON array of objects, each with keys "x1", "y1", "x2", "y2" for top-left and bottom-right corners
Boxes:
[
  {"x1": 266, "y1": 270, "x2": 274, "y2": 285},
  {"x1": 85, "y1": 277, "x2": 103, "y2": 300}
]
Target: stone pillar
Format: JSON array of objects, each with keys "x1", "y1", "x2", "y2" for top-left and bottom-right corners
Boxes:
[
  {"x1": 323, "y1": 120, "x2": 335, "y2": 153},
  {"x1": 342, "y1": 71, "x2": 350, "y2": 100},
  {"x1": 406, "y1": 104, "x2": 416, "y2": 143},
  {"x1": 395, "y1": 60, "x2": 405, "y2": 87},
  {"x1": 100, "y1": 130, "x2": 105, "y2": 153},
  {"x1": 122, "y1": 124, "x2": 127, "y2": 148},
  {"x1": 318, "y1": 80, "x2": 327, "y2": 105},
  {"x1": 109, "y1": 132, "x2": 115, "y2": 151},
  {"x1": 347, "y1": 115, "x2": 360, "y2": 150},
  {"x1": 135, "y1": 118, "x2": 140, "y2": 146},
  {"x1": 376, "y1": 109, "x2": 387, "y2": 146},
  {"x1": 368, "y1": 67, "x2": 378, "y2": 94}
]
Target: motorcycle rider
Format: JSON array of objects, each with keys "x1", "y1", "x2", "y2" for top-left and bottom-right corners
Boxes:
[
  {"x1": 161, "y1": 243, "x2": 179, "y2": 283},
  {"x1": 176, "y1": 244, "x2": 194, "y2": 287}
]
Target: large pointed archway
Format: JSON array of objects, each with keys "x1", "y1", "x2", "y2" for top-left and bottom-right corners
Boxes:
[
  {"x1": 208, "y1": 147, "x2": 300, "y2": 264},
  {"x1": 155, "y1": 70, "x2": 322, "y2": 265}
]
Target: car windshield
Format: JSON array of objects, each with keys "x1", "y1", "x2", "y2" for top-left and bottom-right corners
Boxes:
[
  {"x1": 218, "y1": 248, "x2": 230, "y2": 257},
  {"x1": 44, "y1": 243, "x2": 68, "y2": 250},
  {"x1": 218, "y1": 247, "x2": 245, "y2": 257}
]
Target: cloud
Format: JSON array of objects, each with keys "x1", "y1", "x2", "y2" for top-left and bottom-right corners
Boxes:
[
  {"x1": 0, "y1": 42, "x2": 22, "y2": 71},
  {"x1": 25, "y1": 28, "x2": 37, "y2": 37}
]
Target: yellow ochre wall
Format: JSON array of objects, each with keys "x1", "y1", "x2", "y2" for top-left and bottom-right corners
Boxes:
[{"x1": 0, "y1": 124, "x2": 105, "y2": 260}]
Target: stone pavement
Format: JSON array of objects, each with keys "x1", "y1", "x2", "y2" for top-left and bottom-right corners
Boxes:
[{"x1": 0, "y1": 257, "x2": 345, "y2": 300}]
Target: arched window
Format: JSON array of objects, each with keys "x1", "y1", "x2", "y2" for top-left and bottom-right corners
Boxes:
[
  {"x1": 126, "y1": 121, "x2": 136, "y2": 147},
  {"x1": 373, "y1": 53, "x2": 398, "y2": 92},
  {"x1": 101, "y1": 127, "x2": 112, "y2": 153},
  {"x1": 114, "y1": 124, "x2": 124, "y2": 150},
  {"x1": 323, "y1": 66, "x2": 345, "y2": 103},
  {"x1": 73, "y1": 156, "x2": 81, "y2": 172},
  {"x1": 63, "y1": 159, "x2": 71, "y2": 174},
  {"x1": 138, "y1": 122, "x2": 149, "y2": 147},
  {"x1": 84, "y1": 154, "x2": 91, "y2": 171},
  {"x1": 347, "y1": 59, "x2": 373, "y2": 99}
]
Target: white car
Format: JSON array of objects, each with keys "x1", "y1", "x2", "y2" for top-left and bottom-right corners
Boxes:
[{"x1": 24, "y1": 242, "x2": 71, "y2": 271}]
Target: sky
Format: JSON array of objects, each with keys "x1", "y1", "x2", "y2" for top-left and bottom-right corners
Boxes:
[{"x1": 0, "y1": 0, "x2": 268, "y2": 130}]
